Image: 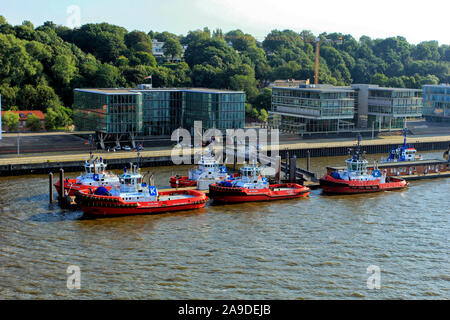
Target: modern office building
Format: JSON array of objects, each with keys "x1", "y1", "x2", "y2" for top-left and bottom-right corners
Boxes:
[
  {"x1": 269, "y1": 84, "x2": 423, "y2": 134},
  {"x1": 422, "y1": 84, "x2": 450, "y2": 122},
  {"x1": 352, "y1": 84, "x2": 423, "y2": 130},
  {"x1": 269, "y1": 85, "x2": 356, "y2": 133},
  {"x1": 73, "y1": 87, "x2": 245, "y2": 148}
]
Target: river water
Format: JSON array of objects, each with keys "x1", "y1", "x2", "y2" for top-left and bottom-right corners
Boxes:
[{"x1": 0, "y1": 151, "x2": 448, "y2": 299}]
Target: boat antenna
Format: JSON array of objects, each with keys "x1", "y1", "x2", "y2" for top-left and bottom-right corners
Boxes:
[
  {"x1": 355, "y1": 134, "x2": 362, "y2": 160},
  {"x1": 403, "y1": 127, "x2": 408, "y2": 148}
]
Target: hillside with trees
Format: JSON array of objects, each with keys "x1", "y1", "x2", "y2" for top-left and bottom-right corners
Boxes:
[{"x1": 0, "y1": 15, "x2": 449, "y2": 128}]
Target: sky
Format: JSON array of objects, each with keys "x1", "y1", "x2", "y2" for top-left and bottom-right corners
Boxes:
[{"x1": 1, "y1": 0, "x2": 449, "y2": 45}]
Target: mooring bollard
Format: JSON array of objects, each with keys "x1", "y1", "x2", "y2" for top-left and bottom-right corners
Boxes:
[{"x1": 49, "y1": 172, "x2": 53, "y2": 204}]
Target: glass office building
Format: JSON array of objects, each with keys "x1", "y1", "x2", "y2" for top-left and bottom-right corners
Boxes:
[
  {"x1": 366, "y1": 87, "x2": 422, "y2": 130},
  {"x1": 73, "y1": 87, "x2": 245, "y2": 140},
  {"x1": 423, "y1": 84, "x2": 450, "y2": 122},
  {"x1": 269, "y1": 85, "x2": 356, "y2": 133},
  {"x1": 73, "y1": 89, "x2": 143, "y2": 135}
]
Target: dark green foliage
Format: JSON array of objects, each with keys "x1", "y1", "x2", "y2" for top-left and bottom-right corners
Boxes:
[{"x1": 0, "y1": 18, "x2": 449, "y2": 125}]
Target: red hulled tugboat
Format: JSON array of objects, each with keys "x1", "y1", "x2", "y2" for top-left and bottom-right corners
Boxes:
[
  {"x1": 54, "y1": 155, "x2": 119, "y2": 197},
  {"x1": 209, "y1": 163, "x2": 310, "y2": 203},
  {"x1": 75, "y1": 164, "x2": 208, "y2": 216},
  {"x1": 320, "y1": 135, "x2": 408, "y2": 194}
]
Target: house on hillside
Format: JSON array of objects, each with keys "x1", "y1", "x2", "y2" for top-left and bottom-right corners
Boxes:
[{"x1": 0, "y1": 110, "x2": 45, "y2": 132}]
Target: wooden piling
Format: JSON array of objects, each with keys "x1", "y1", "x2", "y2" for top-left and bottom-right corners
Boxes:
[
  {"x1": 306, "y1": 150, "x2": 310, "y2": 172},
  {"x1": 59, "y1": 168, "x2": 64, "y2": 202},
  {"x1": 289, "y1": 155, "x2": 296, "y2": 183},
  {"x1": 275, "y1": 155, "x2": 281, "y2": 184},
  {"x1": 49, "y1": 172, "x2": 53, "y2": 204}
]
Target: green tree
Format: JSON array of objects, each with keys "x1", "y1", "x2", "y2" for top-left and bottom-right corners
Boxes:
[
  {"x1": 44, "y1": 105, "x2": 72, "y2": 130},
  {"x1": 25, "y1": 114, "x2": 42, "y2": 131},
  {"x1": 163, "y1": 37, "x2": 183, "y2": 62},
  {"x1": 258, "y1": 108, "x2": 268, "y2": 122},
  {"x1": 2, "y1": 111, "x2": 19, "y2": 131},
  {"x1": 51, "y1": 54, "x2": 77, "y2": 85},
  {"x1": 125, "y1": 30, "x2": 152, "y2": 53}
]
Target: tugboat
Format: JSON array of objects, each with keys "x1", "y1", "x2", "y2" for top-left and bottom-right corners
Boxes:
[
  {"x1": 75, "y1": 164, "x2": 208, "y2": 216},
  {"x1": 209, "y1": 162, "x2": 310, "y2": 203},
  {"x1": 381, "y1": 128, "x2": 422, "y2": 163},
  {"x1": 54, "y1": 155, "x2": 119, "y2": 197},
  {"x1": 320, "y1": 135, "x2": 408, "y2": 194},
  {"x1": 169, "y1": 151, "x2": 234, "y2": 190}
]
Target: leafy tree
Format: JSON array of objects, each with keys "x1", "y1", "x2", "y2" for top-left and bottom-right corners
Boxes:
[
  {"x1": 25, "y1": 114, "x2": 42, "y2": 131},
  {"x1": 258, "y1": 109, "x2": 268, "y2": 122},
  {"x1": 2, "y1": 111, "x2": 19, "y2": 131},
  {"x1": 44, "y1": 105, "x2": 72, "y2": 130},
  {"x1": 71, "y1": 23, "x2": 128, "y2": 62},
  {"x1": 51, "y1": 54, "x2": 77, "y2": 85},
  {"x1": 163, "y1": 37, "x2": 183, "y2": 62},
  {"x1": 125, "y1": 30, "x2": 152, "y2": 53}
]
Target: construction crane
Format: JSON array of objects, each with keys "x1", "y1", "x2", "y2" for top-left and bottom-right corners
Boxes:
[{"x1": 312, "y1": 37, "x2": 343, "y2": 85}]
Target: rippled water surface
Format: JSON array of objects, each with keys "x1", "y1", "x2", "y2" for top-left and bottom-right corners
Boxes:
[{"x1": 0, "y1": 151, "x2": 449, "y2": 299}]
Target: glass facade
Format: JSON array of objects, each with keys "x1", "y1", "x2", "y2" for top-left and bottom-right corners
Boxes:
[
  {"x1": 270, "y1": 86, "x2": 355, "y2": 133},
  {"x1": 183, "y1": 91, "x2": 245, "y2": 132},
  {"x1": 73, "y1": 88, "x2": 245, "y2": 136},
  {"x1": 367, "y1": 88, "x2": 422, "y2": 129},
  {"x1": 142, "y1": 90, "x2": 183, "y2": 136},
  {"x1": 368, "y1": 89, "x2": 422, "y2": 116},
  {"x1": 423, "y1": 84, "x2": 450, "y2": 122},
  {"x1": 73, "y1": 90, "x2": 142, "y2": 134}
]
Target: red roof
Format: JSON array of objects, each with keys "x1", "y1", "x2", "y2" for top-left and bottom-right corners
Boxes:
[{"x1": 1, "y1": 110, "x2": 45, "y2": 120}]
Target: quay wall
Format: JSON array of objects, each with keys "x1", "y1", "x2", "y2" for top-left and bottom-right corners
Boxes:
[{"x1": 0, "y1": 136, "x2": 449, "y2": 176}]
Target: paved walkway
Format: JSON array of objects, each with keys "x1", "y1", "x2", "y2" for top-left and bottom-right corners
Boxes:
[{"x1": 1, "y1": 134, "x2": 449, "y2": 166}]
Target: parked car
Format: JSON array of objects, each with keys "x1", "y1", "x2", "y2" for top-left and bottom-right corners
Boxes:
[{"x1": 123, "y1": 145, "x2": 132, "y2": 151}]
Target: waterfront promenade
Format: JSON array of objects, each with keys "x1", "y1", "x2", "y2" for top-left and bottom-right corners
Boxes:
[
  {"x1": 1, "y1": 133, "x2": 449, "y2": 165},
  {"x1": 0, "y1": 133, "x2": 448, "y2": 176}
]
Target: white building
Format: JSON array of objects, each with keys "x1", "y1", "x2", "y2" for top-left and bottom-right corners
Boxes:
[{"x1": 152, "y1": 39, "x2": 165, "y2": 57}]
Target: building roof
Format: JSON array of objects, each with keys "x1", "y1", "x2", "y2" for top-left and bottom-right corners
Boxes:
[
  {"x1": 273, "y1": 85, "x2": 355, "y2": 93},
  {"x1": 75, "y1": 87, "x2": 245, "y2": 95},
  {"x1": 368, "y1": 87, "x2": 422, "y2": 92},
  {"x1": 1, "y1": 110, "x2": 45, "y2": 120}
]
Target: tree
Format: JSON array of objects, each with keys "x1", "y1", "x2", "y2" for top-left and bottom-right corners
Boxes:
[
  {"x1": 251, "y1": 88, "x2": 272, "y2": 110},
  {"x1": 125, "y1": 30, "x2": 152, "y2": 53},
  {"x1": 44, "y1": 105, "x2": 72, "y2": 130},
  {"x1": 51, "y1": 54, "x2": 77, "y2": 85},
  {"x1": 2, "y1": 111, "x2": 19, "y2": 131},
  {"x1": 258, "y1": 109, "x2": 268, "y2": 122},
  {"x1": 26, "y1": 114, "x2": 42, "y2": 131},
  {"x1": 163, "y1": 37, "x2": 183, "y2": 62}
]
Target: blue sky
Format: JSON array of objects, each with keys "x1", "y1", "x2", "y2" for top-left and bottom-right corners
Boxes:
[{"x1": 1, "y1": 0, "x2": 449, "y2": 44}]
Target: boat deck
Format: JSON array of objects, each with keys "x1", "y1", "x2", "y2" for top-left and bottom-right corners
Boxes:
[
  {"x1": 271, "y1": 187, "x2": 296, "y2": 191},
  {"x1": 327, "y1": 159, "x2": 447, "y2": 171},
  {"x1": 159, "y1": 194, "x2": 196, "y2": 201}
]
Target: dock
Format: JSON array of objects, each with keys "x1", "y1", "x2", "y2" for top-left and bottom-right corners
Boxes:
[{"x1": 1, "y1": 134, "x2": 449, "y2": 176}]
